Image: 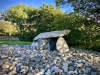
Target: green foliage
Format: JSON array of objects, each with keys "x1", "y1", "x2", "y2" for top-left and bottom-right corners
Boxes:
[
  {"x1": 0, "y1": 21, "x2": 18, "y2": 35},
  {"x1": 19, "y1": 25, "x2": 37, "y2": 41},
  {"x1": 52, "y1": 13, "x2": 100, "y2": 51},
  {"x1": 5, "y1": 3, "x2": 33, "y2": 24},
  {"x1": 17, "y1": 4, "x2": 64, "y2": 41},
  {"x1": 28, "y1": 3, "x2": 63, "y2": 34}
]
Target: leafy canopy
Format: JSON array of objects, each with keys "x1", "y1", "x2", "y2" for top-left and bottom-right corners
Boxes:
[
  {"x1": 56, "y1": 0, "x2": 100, "y2": 14},
  {"x1": 5, "y1": 3, "x2": 34, "y2": 24},
  {"x1": 56, "y1": 0, "x2": 100, "y2": 23}
]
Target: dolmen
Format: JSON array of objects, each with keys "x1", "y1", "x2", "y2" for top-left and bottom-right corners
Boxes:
[{"x1": 31, "y1": 30, "x2": 70, "y2": 53}]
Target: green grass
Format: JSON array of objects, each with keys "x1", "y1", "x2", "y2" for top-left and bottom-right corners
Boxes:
[{"x1": 0, "y1": 41, "x2": 32, "y2": 45}]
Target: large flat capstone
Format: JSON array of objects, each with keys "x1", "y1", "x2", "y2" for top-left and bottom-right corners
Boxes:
[{"x1": 33, "y1": 30, "x2": 70, "y2": 41}]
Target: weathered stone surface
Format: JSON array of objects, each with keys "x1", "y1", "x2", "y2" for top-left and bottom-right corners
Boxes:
[
  {"x1": 56, "y1": 37, "x2": 69, "y2": 53},
  {"x1": 8, "y1": 70, "x2": 17, "y2": 75},
  {"x1": 76, "y1": 63, "x2": 83, "y2": 68},
  {"x1": 31, "y1": 41, "x2": 38, "y2": 50},
  {"x1": 33, "y1": 30, "x2": 70, "y2": 41},
  {"x1": 20, "y1": 66, "x2": 28, "y2": 74},
  {"x1": 38, "y1": 38, "x2": 49, "y2": 50},
  {"x1": 62, "y1": 66, "x2": 68, "y2": 72},
  {"x1": 2, "y1": 64, "x2": 9, "y2": 69},
  {"x1": 45, "y1": 69, "x2": 51, "y2": 75}
]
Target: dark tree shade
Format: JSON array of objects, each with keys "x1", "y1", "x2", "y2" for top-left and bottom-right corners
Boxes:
[
  {"x1": 55, "y1": 0, "x2": 100, "y2": 23},
  {"x1": 56, "y1": 0, "x2": 100, "y2": 14}
]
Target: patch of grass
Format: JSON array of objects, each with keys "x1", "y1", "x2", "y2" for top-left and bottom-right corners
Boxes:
[{"x1": 0, "y1": 41, "x2": 32, "y2": 45}]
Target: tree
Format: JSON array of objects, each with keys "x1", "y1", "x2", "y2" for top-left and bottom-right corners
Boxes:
[
  {"x1": 28, "y1": 3, "x2": 63, "y2": 33},
  {"x1": 4, "y1": 4, "x2": 35, "y2": 38},
  {"x1": 5, "y1": 3, "x2": 31, "y2": 24},
  {"x1": 56, "y1": 0, "x2": 100, "y2": 23}
]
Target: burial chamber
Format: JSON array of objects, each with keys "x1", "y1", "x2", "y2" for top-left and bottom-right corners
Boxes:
[{"x1": 31, "y1": 30, "x2": 70, "y2": 52}]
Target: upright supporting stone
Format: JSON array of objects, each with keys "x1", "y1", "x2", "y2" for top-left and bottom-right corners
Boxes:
[
  {"x1": 56, "y1": 37, "x2": 69, "y2": 53},
  {"x1": 38, "y1": 38, "x2": 50, "y2": 50},
  {"x1": 38, "y1": 38, "x2": 47, "y2": 50},
  {"x1": 31, "y1": 41, "x2": 38, "y2": 50}
]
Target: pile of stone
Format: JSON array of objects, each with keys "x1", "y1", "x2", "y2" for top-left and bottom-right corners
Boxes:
[
  {"x1": 0, "y1": 44, "x2": 100, "y2": 75},
  {"x1": 0, "y1": 36, "x2": 19, "y2": 41}
]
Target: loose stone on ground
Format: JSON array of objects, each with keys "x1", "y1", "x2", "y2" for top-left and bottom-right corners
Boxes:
[{"x1": 0, "y1": 44, "x2": 100, "y2": 75}]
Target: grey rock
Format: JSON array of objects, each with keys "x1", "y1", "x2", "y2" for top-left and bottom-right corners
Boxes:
[
  {"x1": 84, "y1": 62, "x2": 88, "y2": 67},
  {"x1": 20, "y1": 66, "x2": 28, "y2": 74},
  {"x1": 50, "y1": 66, "x2": 59, "y2": 73},
  {"x1": 67, "y1": 71, "x2": 74, "y2": 75},
  {"x1": 45, "y1": 69, "x2": 51, "y2": 75},
  {"x1": 56, "y1": 37, "x2": 69, "y2": 53},
  {"x1": 76, "y1": 63, "x2": 83, "y2": 68},
  {"x1": 2, "y1": 64, "x2": 9, "y2": 69},
  {"x1": 38, "y1": 38, "x2": 48, "y2": 50},
  {"x1": 33, "y1": 30, "x2": 70, "y2": 40},
  {"x1": 62, "y1": 62, "x2": 68, "y2": 67},
  {"x1": 16, "y1": 66, "x2": 21, "y2": 73},
  {"x1": 8, "y1": 70, "x2": 16, "y2": 75},
  {"x1": 31, "y1": 41, "x2": 38, "y2": 50},
  {"x1": 74, "y1": 70, "x2": 78, "y2": 74},
  {"x1": 77, "y1": 69, "x2": 81, "y2": 74},
  {"x1": 62, "y1": 66, "x2": 68, "y2": 72}
]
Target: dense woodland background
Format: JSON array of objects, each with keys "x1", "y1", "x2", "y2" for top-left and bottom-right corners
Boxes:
[{"x1": 0, "y1": 0, "x2": 100, "y2": 51}]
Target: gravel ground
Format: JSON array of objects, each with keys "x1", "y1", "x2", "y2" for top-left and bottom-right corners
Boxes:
[{"x1": 0, "y1": 44, "x2": 100, "y2": 75}]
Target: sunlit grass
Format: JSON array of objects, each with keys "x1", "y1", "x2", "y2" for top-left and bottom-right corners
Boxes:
[{"x1": 0, "y1": 41, "x2": 32, "y2": 45}]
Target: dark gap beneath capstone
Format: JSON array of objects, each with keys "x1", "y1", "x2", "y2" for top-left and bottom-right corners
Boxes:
[{"x1": 49, "y1": 37, "x2": 58, "y2": 51}]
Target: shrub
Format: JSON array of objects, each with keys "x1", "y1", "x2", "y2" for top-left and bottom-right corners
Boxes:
[
  {"x1": 0, "y1": 21, "x2": 18, "y2": 35},
  {"x1": 51, "y1": 13, "x2": 100, "y2": 51}
]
